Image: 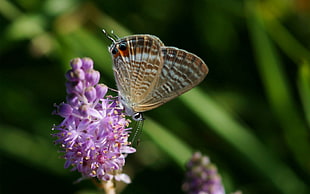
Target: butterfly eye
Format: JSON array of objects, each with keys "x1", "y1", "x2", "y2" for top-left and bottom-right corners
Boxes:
[
  {"x1": 111, "y1": 47, "x2": 118, "y2": 55},
  {"x1": 118, "y1": 43, "x2": 127, "y2": 51}
]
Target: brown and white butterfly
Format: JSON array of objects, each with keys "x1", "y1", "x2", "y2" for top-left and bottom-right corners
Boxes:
[{"x1": 103, "y1": 30, "x2": 208, "y2": 121}]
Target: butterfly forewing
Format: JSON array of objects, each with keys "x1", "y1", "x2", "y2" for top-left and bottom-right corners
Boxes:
[
  {"x1": 112, "y1": 35, "x2": 164, "y2": 111},
  {"x1": 126, "y1": 35, "x2": 164, "y2": 100}
]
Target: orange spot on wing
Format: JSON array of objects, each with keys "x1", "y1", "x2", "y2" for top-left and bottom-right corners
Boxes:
[
  {"x1": 114, "y1": 52, "x2": 120, "y2": 58},
  {"x1": 119, "y1": 49, "x2": 129, "y2": 57}
]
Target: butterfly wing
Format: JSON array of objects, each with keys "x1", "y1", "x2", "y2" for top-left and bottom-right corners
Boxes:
[
  {"x1": 111, "y1": 35, "x2": 165, "y2": 114},
  {"x1": 134, "y1": 46, "x2": 208, "y2": 112}
]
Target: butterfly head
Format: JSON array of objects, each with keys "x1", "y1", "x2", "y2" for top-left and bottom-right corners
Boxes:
[
  {"x1": 109, "y1": 42, "x2": 129, "y2": 58},
  {"x1": 102, "y1": 29, "x2": 129, "y2": 58}
]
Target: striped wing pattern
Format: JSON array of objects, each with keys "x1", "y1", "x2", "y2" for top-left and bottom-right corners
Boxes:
[
  {"x1": 109, "y1": 34, "x2": 208, "y2": 115},
  {"x1": 136, "y1": 47, "x2": 208, "y2": 112}
]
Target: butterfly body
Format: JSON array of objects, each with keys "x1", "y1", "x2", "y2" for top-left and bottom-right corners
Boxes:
[{"x1": 106, "y1": 33, "x2": 208, "y2": 120}]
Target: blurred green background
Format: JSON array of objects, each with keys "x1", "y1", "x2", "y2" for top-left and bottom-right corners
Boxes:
[{"x1": 1, "y1": 0, "x2": 310, "y2": 193}]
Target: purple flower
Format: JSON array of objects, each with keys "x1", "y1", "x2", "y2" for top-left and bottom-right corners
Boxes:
[
  {"x1": 182, "y1": 152, "x2": 226, "y2": 194},
  {"x1": 52, "y1": 57, "x2": 136, "y2": 183}
]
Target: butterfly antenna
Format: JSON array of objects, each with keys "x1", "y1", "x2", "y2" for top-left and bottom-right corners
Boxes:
[
  {"x1": 102, "y1": 29, "x2": 116, "y2": 43},
  {"x1": 110, "y1": 30, "x2": 120, "y2": 40}
]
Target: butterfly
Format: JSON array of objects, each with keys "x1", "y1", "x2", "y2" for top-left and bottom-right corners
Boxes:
[{"x1": 103, "y1": 30, "x2": 208, "y2": 121}]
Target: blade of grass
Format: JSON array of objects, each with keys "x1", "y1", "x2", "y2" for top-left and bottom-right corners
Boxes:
[
  {"x1": 180, "y1": 88, "x2": 308, "y2": 194},
  {"x1": 265, "y1": 17, "x2": 310, "y2": 63},
  {"x1": 0, "y1": 125, "x2": 66, "y2": 175},
  {"x1": 298, "y1": 61, "x2": 310, "y2": 127},
  {"x1": 246, "y1": 0, "x2": 310, "y2": 174},
  {"x1": 0, "y1": 0, "x2": 22, "y2": 20},
  {"x1": 143, "y1": 118, "x2": 193, "y2": 168}
]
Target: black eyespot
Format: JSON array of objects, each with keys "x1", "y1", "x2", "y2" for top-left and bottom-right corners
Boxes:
[
  {"x1": 111, "y1": 47, "x2": 118, "y2": 55},
  {"x1": 118, "y1": 43, "x2": 127, "y2": 51}
]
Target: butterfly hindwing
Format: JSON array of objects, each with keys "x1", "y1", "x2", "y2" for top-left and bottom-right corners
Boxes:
[{"x1": 135, "y1": 47, "x2": 208, "y2": 112}]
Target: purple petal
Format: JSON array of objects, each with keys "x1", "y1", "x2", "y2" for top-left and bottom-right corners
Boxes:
[{"x1": 70, "y1": 58, "x2": 83, "y2": 70}]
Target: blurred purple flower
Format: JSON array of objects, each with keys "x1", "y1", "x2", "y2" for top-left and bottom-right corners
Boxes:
[
  {"x1": 52, "y1": 57, "x2": 135, "y2": 183},
  {"x1": 182, "y1": 152, "x2": 226, "y2": 194}
]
